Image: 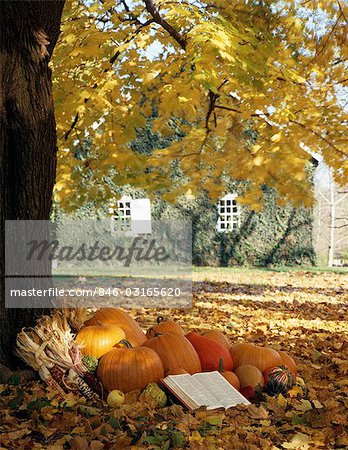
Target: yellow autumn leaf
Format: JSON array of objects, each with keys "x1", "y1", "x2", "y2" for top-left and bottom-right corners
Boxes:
[{"x1": 270, "y1": 132, "x2": 282, "y2": 142}]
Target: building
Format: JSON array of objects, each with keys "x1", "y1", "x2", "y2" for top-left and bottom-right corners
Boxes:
[{"x1": 110, "y1": 186, "x2": 315, "y2": 267}]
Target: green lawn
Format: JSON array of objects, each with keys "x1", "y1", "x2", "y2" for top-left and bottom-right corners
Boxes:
[{"x1": 193, "y1": 265, "x2": 348, "y2": 277}]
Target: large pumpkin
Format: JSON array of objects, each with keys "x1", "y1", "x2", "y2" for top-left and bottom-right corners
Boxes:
[
  {"x1": 142, "y1": 332, "x2": 201, "y2": 374},
  {"x1": 234, "y1": 365, "x2": 265, "y2": 389},
  {"x1": 186, "y1": 332, "x2": 233, "y2": 372},
  {"x1": 85, "y1": 308, "x2": 147, "y2": 346},
  {"x1": 146, "y1": 316, "x2": 185, "y2": 338},
  {"x1": 97, "y1": 340, "x2": 164, "y2": 392},
  {"x1": 202, "y1": 330, "x2": 231, "y2": 350},
  {"x1": 165, "y1": 368, "x2": 189, "y2": 376},
  {"x1": 76, "y1": 324, "x2": 126, "y2": 359},
  {"x1": 278, "y1": 351, "x2": 297, "y2": 377},
  {"x1": 230, "y1": 343, "x2": 282, "y2": 372}
]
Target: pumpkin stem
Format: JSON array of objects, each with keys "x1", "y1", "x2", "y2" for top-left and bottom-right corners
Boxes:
[
  {"x1": 218, "y1": 358, "x2": 224, "y2": 373},
  {"x1": 148, "y1": 327, "x2": 161, "y2": 337},
  {"x1": 118, "y1": 339, "x2": 133, "y2": 349},
  {"x1": 157, "y1": 316, "x2": 165, "y2": 324}
]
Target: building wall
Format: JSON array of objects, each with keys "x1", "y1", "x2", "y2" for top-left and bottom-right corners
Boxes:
[
  {"x1": 152, "y1": 187, "x2": 315, "y2": 267},
  {"x1": 52, "y1": 184, "x2": 315, "y2": 267}
]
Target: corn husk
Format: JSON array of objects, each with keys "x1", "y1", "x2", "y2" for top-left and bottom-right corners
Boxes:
[
  {"x1": 14, "y1": 310, "x2": 100, "y2": 400},
  {"x1": 61, "y1": 307, "x2": 93, "y2": 332}
]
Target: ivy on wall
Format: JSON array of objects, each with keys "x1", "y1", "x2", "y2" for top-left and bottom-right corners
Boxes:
[{"x1": 152, "y1": 186, "x2": 315, "y2": 267}]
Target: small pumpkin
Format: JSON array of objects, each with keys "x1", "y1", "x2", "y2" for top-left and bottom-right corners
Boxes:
[
  {"x1": 230, "y1": 343, "x2": 282, "y2": 372},
  {"x1": 202, "y1": 330, "x2": 231, "y2": 350},
  {"x1": 234, "y1": 365, "x2": 264, "y2": 389},
  {"x1": 264, "y1": 365, "x2": 294, "y2": 396},
  {"x1": 278, "y1": 351, "x2": 297, "y2": 377},
  {"x1": 76, "y1": 325, "x2": 126, "y2": 359},
  {"x1": 219, "y1": 360, "x2": 240, "y2": 390},
  {"x1": 222, "y1": 371, "x2": 240, "y2": 391},
  {"x1": 84, "y1": 308, "x2": 147, "y2": 346},
  {"x1": 186, "y1": 332, "x2": 233, "y2": 372},
  {"x1": 142, "y1": 332, "x2": 201, "y2": 374},
  {"x1": 146, "y1": 317, "x2": 185, "y2": 338},
  {"x1": 97, "y1": 340, "x2": 164, "y2": 393}
]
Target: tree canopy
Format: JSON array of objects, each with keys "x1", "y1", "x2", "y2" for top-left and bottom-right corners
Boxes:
[{"x1": 53, "y1": 0, "x2": 348, "y2": 210}]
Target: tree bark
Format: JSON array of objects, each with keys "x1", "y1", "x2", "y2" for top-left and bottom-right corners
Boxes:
[{"x1": 0, "y1": 1, "x2": 65, "y2": 366}]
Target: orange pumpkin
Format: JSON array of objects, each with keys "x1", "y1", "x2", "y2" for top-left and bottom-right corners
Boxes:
[
  {"x1": 75, "y1": 325, "x2": 126, "y2": 359},
  {"x1": 186, "y1": 332, "x2": 233, "y2": 372},
  {"x1": 202, "y1": 329, "x2": 231, "y2": 350},
  {"x1": 278, "y1": 351, "x2": 297, "y2": 377},
  {"x1": 230, "y1": 343, "x2": 282, "y2": 372},
  {"x1": 222, "y1": 371, "x2": 240, "y2": 391},
  {"x1": 142, "y1": 332, "x2": 201, "y2": 374},
  {"x1": 234, "y1": 365, "x2": 265, "y2": 388},
  {"x1": 165, "y1": 368, "x2": 189, "y2": 376},
  {"x1": 219, "y1": 359, "x2": 239, "y2": 390},
  {"x1": 84, "y1": 308, "x2": 147, "y2": 346},
  {"x1": 97, "y1": 340, "x2": 164, "y2": 392},
  {"x1": 146, "y1": 316, "x2": 185, "y2": 338}
]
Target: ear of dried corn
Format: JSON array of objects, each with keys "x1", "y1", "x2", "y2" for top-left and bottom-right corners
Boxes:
[
  {"x1": 61, "y1": 307, "x2": 92, "y2": 332},
  {"x1": 14, "y1": 310, "x2": 102, "y2": 400}
]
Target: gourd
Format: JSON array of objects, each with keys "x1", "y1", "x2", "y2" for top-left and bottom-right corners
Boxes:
[
  {"x1": 278, "y1": 351, "x2": 297, "y2": 377},
  {"x1": 84, "y1": 308, "x2": 147, "y2": 346},
  {"x1": 97, "y1": 340, "x2": 164, "y2": 393},
  {"x1": 146, "y1": 316, "x2": 185, "y2": 338},
  {"x1": 107, "y1": 390, "x2": 125, "y2": 407},
  {"x1": 234, "y1": 365, "x2": 264, "y2": 389},
  {"x1": 76, "y1": 325, "x2": 126, "y2": 359},
  {"x1": 202, "y1": 329, "x2": 231, "y2": 350},
  {"x1": 230, "y1": 343, "x2": 282, "y2": 372},
  {"x1": 142, "y1": 332, "x2": 201, "y2": 374},
  {"x1": 263, "y1": 365, "x2": 294, "y2": 396},
  {"x1": 186, "y1": 332, "x2": 233, "y2": 372}
]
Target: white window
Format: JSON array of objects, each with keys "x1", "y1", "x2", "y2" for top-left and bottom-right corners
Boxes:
[
  {"x1": 117, "y1": 195, "x2": 132, "y2": 222},
  {"x1": 110, "y1": 195, "x2": 152, "y2": 234},
  {"x1": 216, "y1": 193, "x2": 240, "y2": 233}
]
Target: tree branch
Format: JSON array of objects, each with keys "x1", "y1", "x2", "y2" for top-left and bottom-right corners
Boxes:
[
  {"x1": 109, "y1": 18, "x2": 154, "y2": 64},
  {"x1": 289, "y1": 120, "x2": 348, "y2": 158},
  {"x1": 64, "y1": 16, "x2": 154, "y2": 138},
  {"x1": 64, "y1": 113, "x2": 79, "y2": 141},
  {"x1": 143, "y1": 0, "x2": 187, "y2": 49},
  {"x1": 337, "y1": 0, "x2": 348, "y2": 25}
]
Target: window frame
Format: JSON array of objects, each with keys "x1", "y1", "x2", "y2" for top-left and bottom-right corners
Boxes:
[{"x1": 216, "y1": 193, "x2": 241, "y2": 233}]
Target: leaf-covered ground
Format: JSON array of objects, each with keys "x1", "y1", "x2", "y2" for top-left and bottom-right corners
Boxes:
[{"x1": 1, "y1": 269, "x2": 347, "y2": 449}]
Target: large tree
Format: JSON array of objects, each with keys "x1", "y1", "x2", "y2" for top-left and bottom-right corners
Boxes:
[
  {"x1": 54, "y1": 0, "x2": 347, "y2": 211},
  {"x1": 0, "y1": 1, "x2": 65, "y2": 367}
]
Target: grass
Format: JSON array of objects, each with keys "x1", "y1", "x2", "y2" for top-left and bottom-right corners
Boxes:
[{"x1": 193, "y1": 265, "x2": 348, "y2": 276}]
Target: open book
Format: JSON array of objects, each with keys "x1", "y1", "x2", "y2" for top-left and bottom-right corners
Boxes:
[{"x1": 161, "y1": 371, "x2": 250, "y2": 410}]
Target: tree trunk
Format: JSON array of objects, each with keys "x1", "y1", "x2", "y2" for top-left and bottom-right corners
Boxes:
[{"x1": 0, "y1": 1, "x2": 65, "y2": 367}]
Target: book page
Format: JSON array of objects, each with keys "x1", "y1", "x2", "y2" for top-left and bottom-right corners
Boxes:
[
  {"x1": 193, "y1": 371, "x2": 250, "y2": 408},
  {"x1": 164, "y1": 374, "x2": 222, "y2": 410}
]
